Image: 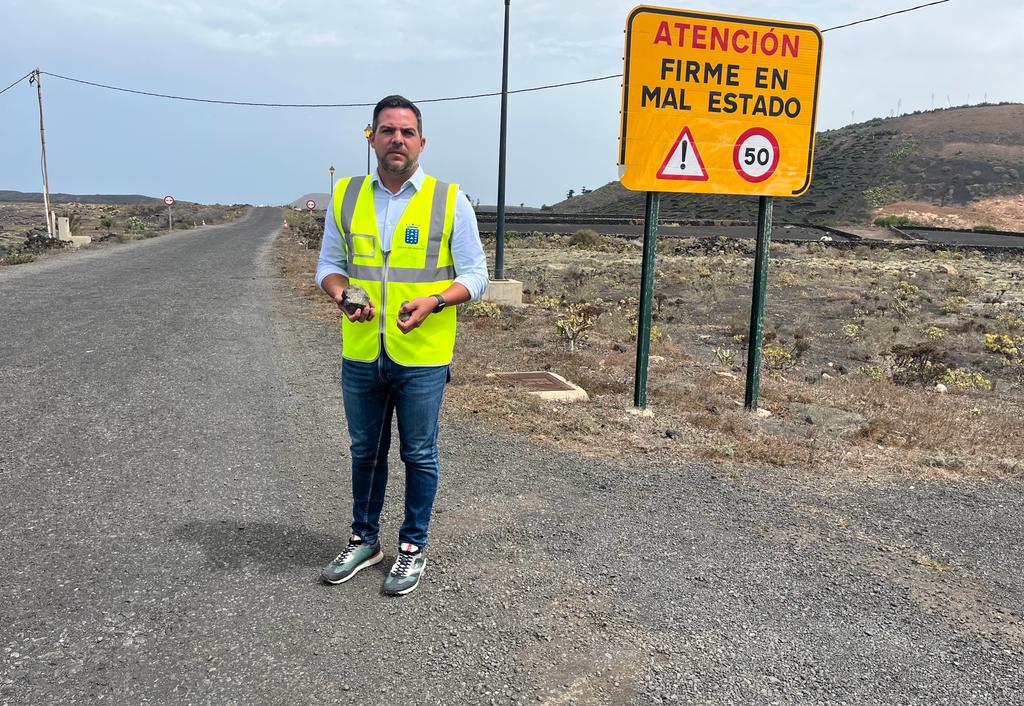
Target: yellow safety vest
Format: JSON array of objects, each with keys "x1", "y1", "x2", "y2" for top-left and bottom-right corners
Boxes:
[{"x1": 332, "y1": 174, "x2": 459, "y2": 366}]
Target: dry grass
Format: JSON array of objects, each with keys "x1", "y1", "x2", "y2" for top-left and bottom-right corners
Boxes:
[{"x1": 275, "y1": 229, "x2": 1024, "y2": 480}]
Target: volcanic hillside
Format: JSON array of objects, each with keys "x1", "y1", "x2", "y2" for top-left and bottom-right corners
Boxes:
[{"x1": 553, "y1": 103, "x2": 1024, "y2": 225}]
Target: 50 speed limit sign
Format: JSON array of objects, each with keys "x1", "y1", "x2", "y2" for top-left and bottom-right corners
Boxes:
[{"x1": 733, "y1": 127, "x2": 780, "y2": 183}]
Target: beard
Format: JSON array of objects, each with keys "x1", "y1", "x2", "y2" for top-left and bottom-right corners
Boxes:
[{"x1": 380, "y1": 152, "x2": 418, "y2": 175}]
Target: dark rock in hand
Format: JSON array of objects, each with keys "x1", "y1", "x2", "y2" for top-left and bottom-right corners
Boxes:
[
  {"x1": 340, "y1": 285, "x2": 371, "y2": 316},
  {"x1": 398, "y1": 301, "x2": 412, "y2": 322}
]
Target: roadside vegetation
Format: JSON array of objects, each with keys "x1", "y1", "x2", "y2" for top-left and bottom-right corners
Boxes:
[
  {"x1": 0, "y1": 201, "x2": 247, "y2": 262},
  {"x1": 278, "y1": 224, "x2": 1024, "y2": 480}
]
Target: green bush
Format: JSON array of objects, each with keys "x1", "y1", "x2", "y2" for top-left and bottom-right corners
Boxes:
[
  {"x1": 462, "y1": 301, "x2": 501, "y2": 318},
  {"x1": 873, "y1": 214, "x2": 924, "y2": 228},
  {"x1": 0, "y1": 253, "x2": 35, "y2": 266},
  {"x1": 863, "y1": 182, "x2": 906, "y2": 208}
]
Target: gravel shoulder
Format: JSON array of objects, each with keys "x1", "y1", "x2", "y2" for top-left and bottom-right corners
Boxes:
[{"x1": 0, "y1": 214, "x2": 1021, "y2": 705}]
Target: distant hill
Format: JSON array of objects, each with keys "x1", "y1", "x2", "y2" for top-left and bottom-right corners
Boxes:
[
  {"x1": 553, "y1": 103, "x2": 1024, "y2": 224},
  {"x1": 289, "y1": 193, "x2": 331, "y2": 209},
  {"x1": 0, "y1": 190, "x2": 162, "y2": 205}
]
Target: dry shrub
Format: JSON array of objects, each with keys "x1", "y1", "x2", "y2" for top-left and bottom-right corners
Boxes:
[{"x1": 569, "y1": 229, "x2": 603, "y2": 247}]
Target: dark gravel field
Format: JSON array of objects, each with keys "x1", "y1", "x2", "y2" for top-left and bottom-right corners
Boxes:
[{"x1": 1, "y1": 208, "x2": 1021, "y2": 705}]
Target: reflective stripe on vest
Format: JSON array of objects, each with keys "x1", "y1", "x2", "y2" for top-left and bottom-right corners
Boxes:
[{"x1": 332, "y1": 173, "x2": 459, "y2": 366}]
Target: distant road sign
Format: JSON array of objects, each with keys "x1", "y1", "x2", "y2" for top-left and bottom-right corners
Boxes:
[
  {"x1": 618, "y1": 6, "x2": 823, "y2": 196},
  {"x1": 305, "y1": 199, "x2": 316, "y2": 210},
  {"x1": 163, "y1": 195, "x2": 175, "y2": 206}
]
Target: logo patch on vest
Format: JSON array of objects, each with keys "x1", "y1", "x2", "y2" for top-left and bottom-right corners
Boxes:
[{"x1": 404, "y1": 225, "x2": 420, "y2": 245}]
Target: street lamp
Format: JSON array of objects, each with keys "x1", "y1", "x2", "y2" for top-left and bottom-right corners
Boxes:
[
  {"x1": 364, "y1": 124, "x2": 373, "y2": 174},
  {"x1": 329, "y1": 165, "x2": 335, "y2": 195}
]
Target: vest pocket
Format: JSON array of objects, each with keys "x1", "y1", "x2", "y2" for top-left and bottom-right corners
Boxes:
[{"x1": 350, "y1": 233, "x2": 376, "y2": 259}]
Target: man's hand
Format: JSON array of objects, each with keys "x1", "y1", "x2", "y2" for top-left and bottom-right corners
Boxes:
[
  {"x1": 397, "y1": 297, "x2": 436, "y2": 334},
  {"x1": 334, "y1": 292, "x2": 375, "y2": 322}
]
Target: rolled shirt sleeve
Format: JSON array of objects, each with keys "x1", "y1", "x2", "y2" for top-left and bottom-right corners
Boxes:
[
  {"x1": 451, "y1": 191, "x2": 490, "y2": 302},
  {"x1": 315, "y1": 196, "x2": 348, "y2": 290}
]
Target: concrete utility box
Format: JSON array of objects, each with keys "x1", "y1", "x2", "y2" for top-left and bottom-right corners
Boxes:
[
  {"x1": 483, "y1": 279, "x2": 523, "y2": 307},
  {"x1": 56, "y1": 216, "x2": 91, "y2": 248}
]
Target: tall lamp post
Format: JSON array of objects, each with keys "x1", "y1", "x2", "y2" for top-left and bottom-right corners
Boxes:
[
  {"x1": 364, "y1": 124, "x2": 373, "y2": 174},
  {"x1": 329, "y1": 165, "x2": 335, "y2": 195},
  {"x1": 494, "y1": 0, "x2": 511, "y2": 281}
]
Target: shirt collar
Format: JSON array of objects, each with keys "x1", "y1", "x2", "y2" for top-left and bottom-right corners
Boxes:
[{"x1": 371, "y1": 165, "x2": 425, "y2": 196}]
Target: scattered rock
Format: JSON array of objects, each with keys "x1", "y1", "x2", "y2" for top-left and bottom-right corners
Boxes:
[
  {"x1": 935, "y1": 383, "x2": 948, "y2": 393},
  {"x1": 340, "y1": 285, "x2": 371, "y2": 316},
  {"x1": 754, "y1": 408, "x2": 773, "y2": 418},
  {"x1": 398, "y1": 301, "x2": 411, "y2": 322},
  {"x1": 821, "y1": 372, "x2": 834, "y2": 381},
  {"x1": 628, "y1": 408, "x2": 654, "y2": 418},
  {"x1": 664, "y1": 429, "x2": 680, "y2": 440},
  {"x1": 714, "y1": 371, "x2": 738, "y2": 380},
  {"x1": 937, "y1": 263, "x2": 958, "y2": 276},
  {"x1": 612, "y1": 342, "x2": 627, "y2": 353}
]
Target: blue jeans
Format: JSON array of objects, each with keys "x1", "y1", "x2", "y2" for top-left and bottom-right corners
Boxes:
[{"x1": 341, "y1": 350, "x2": 449, "y2": 549}]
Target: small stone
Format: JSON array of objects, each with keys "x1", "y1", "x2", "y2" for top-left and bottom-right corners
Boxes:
[
  {"x1": 935, "y1": 383, "x2": 948, "y2": 393},
  {"x1": 714, "y1": 371, "x2": 738, "y2": 380},
  {"x1": 665, "y1": 429, "x2": 679, "y2": 439},
  {"x1": 821, "y1": 372, "x2": 833, "y2": 381},
  {"x1": 340, "y1": 285, "x2": 371, "y2": 316},
  {"x1": 754, "y1": 407, "x2": 773, "y2": 418},
  {"x1": 398, "y1": 301, "x2": 412, "y2": 322},
  {"x1": 612, "y1": 343, "x2": 627, "y2": 353}
]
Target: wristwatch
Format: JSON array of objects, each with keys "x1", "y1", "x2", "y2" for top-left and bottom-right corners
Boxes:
[{"x1": 431, "y1": 294, "x2": 446, "y2": 313}]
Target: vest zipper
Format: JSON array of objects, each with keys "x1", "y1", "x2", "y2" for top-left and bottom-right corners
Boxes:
[{"x1": 379, "y1": 250, "x2": 389, "y2": 357}]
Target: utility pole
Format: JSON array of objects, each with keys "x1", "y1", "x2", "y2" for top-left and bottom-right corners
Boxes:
[
  {"x1": 494, "y1": 0, "x2": 511, "y2": 280},
  {"x1": 30, "y1": 68, "x2": 54, "y2": 238}
]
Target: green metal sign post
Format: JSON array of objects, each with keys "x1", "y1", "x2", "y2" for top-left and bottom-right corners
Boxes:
[
  {"x1": 744, "y1": 196, "x2": 774, "y2": 410},
  {"x1": 633, "y1": 190, "x2": 660, "y2": 409}
]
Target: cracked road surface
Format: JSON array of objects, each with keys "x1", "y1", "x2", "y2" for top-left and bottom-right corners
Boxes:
[{"x1": 1, "y1": 207, "x2": 1021, "y2": 704}]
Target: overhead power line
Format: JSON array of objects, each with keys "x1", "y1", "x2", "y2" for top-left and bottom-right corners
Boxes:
[
  {"x1": 38, "y1": 71, "x2": 624, "y2": 108},
  {"x1": 0, "y1": 71, "x2": 33, "y2": 97},
  {"x1": 20, "y1": 0, "x2": 950, "y2": 109},
  {"x1": 820, "y1": 0, "x2": 949, "y2": 32}
]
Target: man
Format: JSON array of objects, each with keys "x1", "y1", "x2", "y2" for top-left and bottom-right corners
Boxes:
[{"x1": 315, "y1": 95, "x2": 489, "y2": 596}]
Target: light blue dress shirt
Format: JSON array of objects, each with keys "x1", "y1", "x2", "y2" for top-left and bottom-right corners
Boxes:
[{"x1": 315, "y1": 166, "x2": 489, "y2": 301}]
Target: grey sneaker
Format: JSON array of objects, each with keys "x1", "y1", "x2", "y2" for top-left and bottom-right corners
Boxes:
[
  {"x1": 321, "y1": 534, "x2": 383, "y2": 585},
  {"x1": 383, "y1": 543, "x2": 427, "y2": 596}
]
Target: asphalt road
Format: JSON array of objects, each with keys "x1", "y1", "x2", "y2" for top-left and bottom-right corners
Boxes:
[
  {"x1": 480, "y1": 221, "x2": 843, "y2": 242},
  {"x1": 900, "y1": 228, "x2": 1024, "y2": 249},
  {"x1": 2, "y1": 209, "x2": 1022, "y2": 705}
]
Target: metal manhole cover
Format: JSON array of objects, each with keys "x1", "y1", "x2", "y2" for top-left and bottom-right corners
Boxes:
[{"x1": 491, "y1": 371, "x2": 577, "y2": 393}]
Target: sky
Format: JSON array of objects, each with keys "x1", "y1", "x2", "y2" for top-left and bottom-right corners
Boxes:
[{"x1": 1, "y1": 1, "x2": 1021, "y2": 207}]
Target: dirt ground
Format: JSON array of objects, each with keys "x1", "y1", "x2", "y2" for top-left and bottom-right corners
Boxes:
[{"x1": 275, "y1": 219, "x2": 1024, "y2": 481}]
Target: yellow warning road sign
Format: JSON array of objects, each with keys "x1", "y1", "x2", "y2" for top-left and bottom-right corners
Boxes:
[{"x1": 618, "y1": 6, "x2": 823, "y2": 197}]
